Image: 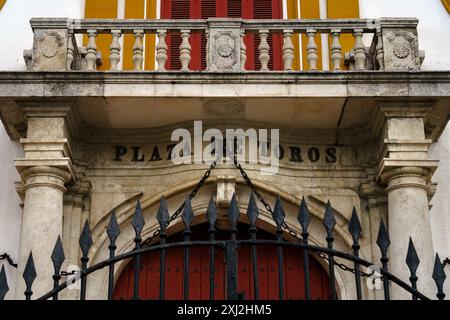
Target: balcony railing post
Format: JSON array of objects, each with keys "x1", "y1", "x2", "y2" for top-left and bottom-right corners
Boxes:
[
  {"x1": 240, "y1": 29, "x2": 247, "y2": 71},
  {"x1": 206, "y1": 18, "x2": 242, "y2": 72},
  {"x1": 258, "y1": 29, "x2": 270, "y2": 71},
  {"x1": 156, "y1": 30, "x2": 168, "y2": 72},
  {"x1": 330, "y1": 29, "x2": 342, "y2": 71},
  {"x1": 133, "y1": 30, "x2": 144, "y2": 71},
  {"x1": 109, "y1": 30, "x2": 121, "y2": 71},
  {"x1": 306, "y1": 29, "x2": 318, "y2": 71},
  {"x1": 179, "y1": 30, "x2": 191, "y2": 72},
  {"x1": 378, "y1": 18, "x2": 421, "y2": 71},
  {"x1": 30, "y1": 18, "x2": 71, "y2": 71},
  {"x1": 353, "y1": 28, "x2": 366, "y2": 70},
  {"x1": 282, "y1": 29, "x2": 294, "y2": 71},
  {"x1": 375, "y1": 27, "x2": 384, "y2": 70},
  {"x1": 85, "y1": 30, "x2": 98, "y2": 71}
]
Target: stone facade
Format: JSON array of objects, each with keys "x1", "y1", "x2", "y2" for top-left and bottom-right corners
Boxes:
[{"x1": 1, "y1": 14, "x2": 450, "y2": 300}]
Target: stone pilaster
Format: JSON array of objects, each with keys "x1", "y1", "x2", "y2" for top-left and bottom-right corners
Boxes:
[
  {"x1": 376, "y1": 100, "x2": 438, "y2": 299},
  {"x1": 14, "y1": 102, "x2": 76, "y2": 299}
]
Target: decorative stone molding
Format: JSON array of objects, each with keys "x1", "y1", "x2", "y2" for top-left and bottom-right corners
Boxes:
[
  {"x1": 207, "y1": 19, "x2": 242, "y2": 72},
  {"x1": 30, "y1": 18, "x2": 70, "y2": 71},
  {"x1": 17, "y1": 165, "x2": 72, "y2": 193},
  {"x1": 376, "y1": 160, "x2": 438, "y2": 188},
  {"x1": 216, "y1": 175, "x2": 236, "y2": 208},
  {"x1": 380, "y1": 19, "x2": 421, "y2": 71}
]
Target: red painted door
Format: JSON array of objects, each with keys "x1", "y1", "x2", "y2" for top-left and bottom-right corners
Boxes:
[
  {"x1": 113, "y1": 223, "x2": 330, "y2": 300},
  {"x1": 161, "y1": 0, "x2": 283, "y2": 70}
]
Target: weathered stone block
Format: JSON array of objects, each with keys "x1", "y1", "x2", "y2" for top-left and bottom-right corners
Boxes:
[
  {"x1": 207, "y1": 19, "x2": 242, "y2": 72},
  {"x1": 30, "y1": 18, "x2": 70, "y2": 71},
  {"x1": 382, "y1": 26, "x2": 421, "y2": 71}
]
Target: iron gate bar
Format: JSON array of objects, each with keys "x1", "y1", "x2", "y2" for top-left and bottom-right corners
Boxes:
[
  {"x1": 2, "y1": 160, "x2": 447, "y2": 301},
  {"x1": 273, "y1": 196, "x2": 286, "y2": 300},
  {"x1": 207, "y1": 194, "x2": 218, "y2": 300},
  {"x1": 376, "y1": 219, "x2": 391, "y2": 300},
  {"x1": 0, "y1": 266, "x2": 8, "y2": 300},
  {"x1": 433, "y1": 253, "x2": 447, "y2": 300},
  {"x1": 33, "y1": 237, "x2": 432, "y2": 301},
  {"x1": 406, "y1": 238, "x2": 420, "y2": 301},
  {"x1": 106, "y1": 210, "x2": 120, "y2": 300},
  {"x1": 79, "y1": 220, "x2": 93, "y2": 300},
  {"x1": 247, "y1": 194, "x2": 260, "y2": 300},
  {"x1": 323, "y1": 201, "x2": 337, "y2": 300},
  {"x1": 182, "y1": 197, "x2": 194, "y2": 300},
  {"x1": 50, "y1": 236, "x2": 65, "y2": 301},
  {"x1": 348, "y1": 207, "x2": 363, "y2": 300},
  {"x1": 131, "y1": 200, "x2": 144, "y2": 300},
  {"x1": 156, "y1": 198, "x2": 169, "y2": 300},
  {"x1": 298, "y1": 197, "x2": 312, "y2": 300},
  {"x1": 227, "y1": 194, "x2": 240, "y2": 300},
  {"x1": 23, "y1": 252, "x2": 36, "y2": 301}
]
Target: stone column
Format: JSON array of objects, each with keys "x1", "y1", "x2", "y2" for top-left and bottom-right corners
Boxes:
[
  {"x1": 14, "y1": 102, "x2": 75, "y2": 299},
  {"x1": 15, "y1": 166, "x2": 71, "y2": 299},
  {"x1": 376, "y1": 101, "x2": 438, "y2": 299}
]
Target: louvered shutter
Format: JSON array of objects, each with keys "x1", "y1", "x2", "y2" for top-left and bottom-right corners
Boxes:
[
  {"x1": 161, "y1": 0, "x2": 190, "y2": 70},
  {"x1": 247, "y1": 0, "x2": 283, "y2": 71},
  {"x1": 201, "y1": 0, "x2": 217, "y2": 69},
  {"x1": 162, "y1": 0, "x2": 282, "y2": 71}
]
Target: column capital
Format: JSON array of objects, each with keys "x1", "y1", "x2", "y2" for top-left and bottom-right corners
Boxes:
[
  {"x1": 376, "y1": 160, "x2": 438, "y2": 189},
  {"x1": 16, "y1": 100, "x2": 75, "y2": 118},
  {"x1": 15, "y1": 160, "x2": 74, "y2": 192}
]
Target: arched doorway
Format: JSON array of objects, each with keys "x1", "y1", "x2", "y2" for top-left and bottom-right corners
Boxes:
[{"x1": 113, "y1": 222, "x2": 331, "y2": 300}]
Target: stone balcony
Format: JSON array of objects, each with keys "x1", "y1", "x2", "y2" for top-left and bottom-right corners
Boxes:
[
  {"x1": 28, "y1": 17, "x2": 424, "y2": 72},
  {"x1": 0, "y1": 17, "x2": 449, "y2": 146}
]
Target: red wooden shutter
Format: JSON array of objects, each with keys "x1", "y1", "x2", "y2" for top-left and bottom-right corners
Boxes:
[
  {"x1": 247, "y1": 0, "x2": 283, "y2": 71},
  {"x1": 161, "y1": 0, "x2": 191, "y2": 70},
  {"x1": 227, "y1": 0, "x2": 242, "y2": 17},
  {"x1": 162, "y1": 0, "x2": 283, "y2": 71},
  {"x1": 201, "y1": 0, "x2": 217, "y2": 69}
]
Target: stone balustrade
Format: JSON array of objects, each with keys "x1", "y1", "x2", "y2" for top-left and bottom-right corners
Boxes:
[{"x1": 29, "y1": 17, "x2": 422, "y2": 72}]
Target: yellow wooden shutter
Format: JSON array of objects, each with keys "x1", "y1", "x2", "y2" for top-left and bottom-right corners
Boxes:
[
  {"x1": 84, "y1": 0, "x2": 118, "y2": 70},
  {"x1": 300, "y1": 0, "x2": 322, "y2": 70},
  {"x1": 145, "y1": 0, "x2": 157, "y2": 70},
  {"x1": 327, "y1": 0, "x2": 360, "y2": 70},
  {"x1": 123, "y1": 0, "x2": 145, "y2": 70},
  {"x1": 286, "y1": 0, "x2": 300, "y2": 70}
]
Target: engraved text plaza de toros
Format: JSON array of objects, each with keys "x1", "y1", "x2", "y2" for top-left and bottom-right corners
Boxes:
[{"x1": 113, "y1": 142, "x2": 338, "y2": 164}]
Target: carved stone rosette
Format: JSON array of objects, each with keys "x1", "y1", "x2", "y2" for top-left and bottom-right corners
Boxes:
[
  {"x1": 206, "y1": 19, "x2": 242, "y2": 72},
  {"x1": 382, "y1": 27, "x2": 420, "y2": 71},
  {"x1": 31, "y1": 20, "x2": 70, "y2": 71}
]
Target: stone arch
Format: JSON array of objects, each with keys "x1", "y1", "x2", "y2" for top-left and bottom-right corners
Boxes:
[{"x1": 86, "y1": 179, "x2": 360, "y2": 300}]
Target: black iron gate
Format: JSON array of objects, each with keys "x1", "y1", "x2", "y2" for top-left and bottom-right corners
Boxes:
[{"x1": 0, "y1": 159, "x2": 447, "y2": 300}]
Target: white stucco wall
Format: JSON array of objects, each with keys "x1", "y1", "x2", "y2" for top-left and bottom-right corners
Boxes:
[
  {"x1": 360, "y1": 0, "x2": 450, "y2": 70},
  {"x1": 0, "y1": 0, "x2": 84, "y2": 70},
  {"x1": 0, "y1": 123, "x2": 23, "y2": 300}
]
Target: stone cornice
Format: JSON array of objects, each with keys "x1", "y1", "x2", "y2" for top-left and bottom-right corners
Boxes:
[{"x1": 0, "y1": 71, "x2": 449, "y2": 89}]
